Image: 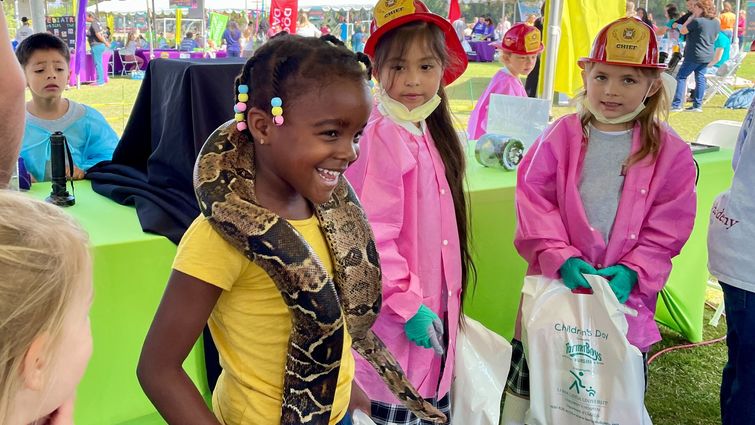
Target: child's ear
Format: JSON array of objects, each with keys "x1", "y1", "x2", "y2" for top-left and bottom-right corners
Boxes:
[
  {"x1": 247, "y1": 107, "x2": 272, "y2": 143},
  {"x1": 21, "y1": 332, "x2": 50, "y2": 392},
  {"x1": 648, "y1": 78, "x2": 663, "y2": 97}
]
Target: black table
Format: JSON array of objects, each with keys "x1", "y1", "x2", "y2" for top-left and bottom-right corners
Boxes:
[{"x1": 88, "y1": 57, "x2": 246, "y2": 244}]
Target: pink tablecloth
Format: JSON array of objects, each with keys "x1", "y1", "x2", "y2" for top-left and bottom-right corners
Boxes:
[
  {"x1": 113, "y1": 49, "x2": 229, "y2": 72},
  {"x1": 69, "y1": 49, "x2": 113, "y2": 86}
]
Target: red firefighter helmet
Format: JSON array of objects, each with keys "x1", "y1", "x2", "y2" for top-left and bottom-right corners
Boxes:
[
  {"x1": 579, "y1": 17, "x2": 666, "y2": 69},
  {"x1": 364, "y1": 0, "x2": 468, "y2": 84},
  {"x1": 490, "y1": 23, "x2": 543, "y2": 55}
]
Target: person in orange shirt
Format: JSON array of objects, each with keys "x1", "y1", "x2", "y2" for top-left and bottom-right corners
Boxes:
[{"x1": 720, "y1": 1, "x2": 737, "y2": 39}]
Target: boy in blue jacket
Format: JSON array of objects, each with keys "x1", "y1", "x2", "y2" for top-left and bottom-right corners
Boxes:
[{"x1": 16, "y1": 33, "x2": 118, "y2": 181}]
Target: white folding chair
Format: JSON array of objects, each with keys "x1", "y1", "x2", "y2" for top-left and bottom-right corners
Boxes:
[
  {"x1": 704, "y1": 52, "x2": 748, "y2": 103},
  {"x1": 695, "y1": 119, "x2": 742, "y2": 149},
  {"x1": 108, "y1": 52, "x2": 115, "y2": 76},
  {"x1": 118, "y1": 50, "x2": 140, "y2": 76}
]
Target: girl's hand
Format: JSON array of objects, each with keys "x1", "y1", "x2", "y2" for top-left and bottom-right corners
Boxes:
[
  {"x1": 66, "y1": 166, "x2": 86, "y2": 180},
  {"x1": 348, "y1": 383, "x2": 372, "y2": 415}
]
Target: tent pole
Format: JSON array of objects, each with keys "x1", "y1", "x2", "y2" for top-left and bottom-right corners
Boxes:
[
  {"x1": 734, "y1": 0, "x2": 741, "y2": 51},
  {"x1": 146, "y1": 0, "x2": 155, "y2": 59},
  {"x1": 202, "y1": 0, "x2": 207, "y2": 58},
  {"x1": 540, "y1": 0, "x2": 564, "y2": 108},
  {"x1": 30, "y1": 0, "x2": 46, "y2": 33}
]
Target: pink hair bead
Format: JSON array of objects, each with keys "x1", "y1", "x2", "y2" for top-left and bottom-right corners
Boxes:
[
  {"x1": 236, "y1": 102, "x2": 247, "y2": 112},
  {"x1": 274, "y1": 115, "x2": 284, "y2": 126},
  {"x1": 236, "y1": 121, "x2": 248, "y2": 131}
]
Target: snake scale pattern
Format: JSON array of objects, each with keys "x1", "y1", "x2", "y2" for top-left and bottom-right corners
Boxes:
[{"x1": 194, "y1": 120, "x2": 447, "y2": 425}]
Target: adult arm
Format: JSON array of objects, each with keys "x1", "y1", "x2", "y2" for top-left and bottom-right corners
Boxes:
[
  {"x1": 673, "y1": 11, "x2": 692, "y2": 29},
  {"x1": 137, "y1": 270, "x2": 223, "y2": 424},
  {"x1": 618, "y1": 146, "x2": 697, "y2": 297},
  {"x1": 680, "y1": 13, "x2": 700, "y2": 35},
  {"x1": 709, "y1": 47, "x2": 724, "y2": 67},
  {"x1": 513, "y1": 121, "x2": 583, "y2": 277},
  {"x1": 0, "y1": 12, "x2": 26, "y2": 188},
  {"x1": 92, "y1": 22, "x2": 111, "y2": 47}
]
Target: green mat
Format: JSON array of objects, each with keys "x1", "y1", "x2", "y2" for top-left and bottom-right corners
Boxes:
[{"x1": 27, "y1": 181, "x2": 210, "y2": 425}]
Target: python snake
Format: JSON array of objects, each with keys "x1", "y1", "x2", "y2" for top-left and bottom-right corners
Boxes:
[{"x1": 194, "y1": 121, "x2": 447, "y2": 424}]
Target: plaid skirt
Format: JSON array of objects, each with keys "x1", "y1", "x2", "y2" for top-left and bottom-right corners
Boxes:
[
  {"x1": 505, "y1": 338, "x2": 650, "y2": 398},
  {"x1": 370, "y1": 393, "x2": 451, "y2": 425}
]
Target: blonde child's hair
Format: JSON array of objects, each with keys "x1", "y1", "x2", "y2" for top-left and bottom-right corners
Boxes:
[
  {"x1": 576, "y1": 63, "x2": 668, "y2": 168},
  {"x1": 0, "y1": 191, "x2": 90, "y2": 422}
]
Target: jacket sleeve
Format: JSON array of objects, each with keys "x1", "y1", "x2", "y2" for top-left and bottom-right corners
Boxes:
[
  {"x1": 346, "y1": 125, "x2": 423, "y2": 323},
  {"x1": 620, "y1": 146, "x2": 697, "y2": 297},
  {"x1": 80, "y1": 108, "x2": 119, "y2": 171},
  {"x1": 514, "y1": 123, "x2": 582, "y2": 278}
]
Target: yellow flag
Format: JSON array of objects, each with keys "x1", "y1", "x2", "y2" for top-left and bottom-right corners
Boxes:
[
  {"x1": 543, "y1": 0, "x2": 624, "y2": 97},
  {"x1": 176, "y1": 9, "x2": 183, "y2": 44},
  {"x1": 107, "y1": 14, "x2": 115, "y2": 36}
]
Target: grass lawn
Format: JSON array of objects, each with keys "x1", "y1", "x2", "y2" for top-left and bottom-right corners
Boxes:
[{"x1": 54, "y1": 55, "x2": 754, "y2": 425}]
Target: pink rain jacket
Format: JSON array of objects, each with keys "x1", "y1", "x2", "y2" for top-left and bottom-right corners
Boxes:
[
  {"x1": 467, "y1": 68, "x2": 528, "y2": 140},
  {"x1": 515, "y1": 114, "x2": 697, "y2": 351},
  {"x1": 345, "y1": 105, "x2": 462, "y2": 402}
]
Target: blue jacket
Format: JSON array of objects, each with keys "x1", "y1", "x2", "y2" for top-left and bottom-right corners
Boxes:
[{"x1": 21, "y1": 103, "x2": 118, "y2": 181}]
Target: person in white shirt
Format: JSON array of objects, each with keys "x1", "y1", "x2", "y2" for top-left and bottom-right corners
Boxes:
[
  {"x1": 15, "y1": 17, "x2": 34, "y2": 44},
  {"x1": 296, "y1": 13, "x2": 321, "y2": 37}
]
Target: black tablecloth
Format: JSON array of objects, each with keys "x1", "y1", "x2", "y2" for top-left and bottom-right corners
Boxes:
[{"x1": 88, "y1": 57, "x2": 246, "y2": 244}]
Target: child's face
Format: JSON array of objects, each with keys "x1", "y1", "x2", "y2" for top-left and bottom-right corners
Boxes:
[
  {"x1": 378, "y1": 39, "x2": 443, "y2": 111},
  {"x1": 582, "y1": 63, "x2": 657, "y2": 121},
  {"x1": 37, "y1": 268, "x2": 93, "y2": 420},
  {"x1": 24, "y1": 49, "x2": 70, "y2": 100},
  {"x1": 502, "y1": 52, "x2": 538, "y2": 77},
  {"x1": 260, "y1": 78, "x2": 372, "y2": 205}
]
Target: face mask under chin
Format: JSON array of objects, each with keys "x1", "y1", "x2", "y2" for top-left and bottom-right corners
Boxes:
[
  {"x1": 377, "y1": 88, "x2": 441, "y2": 123},
  {"x1": 581, "y1": 83, "x2": 655, "y2": 125}
]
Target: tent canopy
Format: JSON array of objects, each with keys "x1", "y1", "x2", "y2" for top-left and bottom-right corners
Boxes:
[{"x1": 89, "y1": 0, "x2": 375, "y2": 14}]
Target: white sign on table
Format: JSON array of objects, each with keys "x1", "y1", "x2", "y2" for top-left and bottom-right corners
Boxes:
[{"x1": 487, "y1": 93, "x2": 550, "y2": 149}]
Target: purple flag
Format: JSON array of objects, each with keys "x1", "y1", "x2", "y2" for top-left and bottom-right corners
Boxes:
[{"x1": 74, "y1": 0, "x2": 87, "y2": 79}]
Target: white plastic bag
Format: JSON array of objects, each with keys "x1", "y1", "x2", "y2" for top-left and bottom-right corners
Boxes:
[
  {"x1": 521, "y1": 275, "x2": 652, "y2": 425},
  {"x1": 451, "y1": 315, "x2": 511, "y2": 425},
  {"x1": 351, "y1": 409, "x2": 377, "y2": 425}
]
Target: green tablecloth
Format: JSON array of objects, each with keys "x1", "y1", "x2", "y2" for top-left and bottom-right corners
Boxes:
[
  {"x1": 462, "y1": 146, "x2": 735, "y2": 344},
  {"x1": 21, "y1": 146, "x2": 731, "y2": 423},
  {"x1": 27, "y1": 181, "x2": 210, "y2": 425}
]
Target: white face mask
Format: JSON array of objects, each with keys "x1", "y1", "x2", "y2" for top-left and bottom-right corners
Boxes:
[
  {"x1": 377, "y1": 88, "x2": 441, "y2": 123},
  {"x1": 582, "y1": 82, "x2": 655, "y2": 125}
]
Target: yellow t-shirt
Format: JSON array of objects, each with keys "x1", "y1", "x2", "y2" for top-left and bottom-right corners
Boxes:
[{"x1": 173, "y1": 215, "x2": 354, "y2": 425}]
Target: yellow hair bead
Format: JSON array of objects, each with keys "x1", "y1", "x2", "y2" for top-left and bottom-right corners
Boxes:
[
  {"x1": 272, "y1": 106, "x2": 283, "y2": 116},
  {"x1": 238, "y1": 93, "x2": 249, "y2": 102},
  {"x1": 235, "y1": 113, "x2": 244, "y2": 122}
]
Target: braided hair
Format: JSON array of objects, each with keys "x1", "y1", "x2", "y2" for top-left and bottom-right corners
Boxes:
[{"x1": 233, "y1": 34, "x2": 372, "y2": 135}]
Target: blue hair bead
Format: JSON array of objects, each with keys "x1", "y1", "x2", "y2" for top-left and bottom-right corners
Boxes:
[
  {"x1": 238, "y1": 85, "x2": 249, "y2": 94},
  {"x1": 271, "y1": 97, "x2": 283, "y2": 107}
]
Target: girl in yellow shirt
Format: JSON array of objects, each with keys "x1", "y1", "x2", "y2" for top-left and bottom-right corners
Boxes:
[{"x1": 137, "y1": 35, "x2": 373, "y2": 425}]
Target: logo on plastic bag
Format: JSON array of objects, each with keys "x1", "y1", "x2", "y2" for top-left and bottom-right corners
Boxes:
[
  {"x1": 568, "y1": 370, "x2": 597, "y2": 397},
  {"x1": 565, "y1": 341, "x2": 603, "y2": 362}
]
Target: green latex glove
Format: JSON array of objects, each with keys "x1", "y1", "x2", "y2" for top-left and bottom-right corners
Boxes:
[
  {"x1": 596, "y1": 264, "x2": 638, "y2": 304},
  {"x1": 559, "y1": 257, "x2": 597, "y2": 290},
  {"x1": 404, "y1": 304, "x2": 445, "y2": 356}
]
